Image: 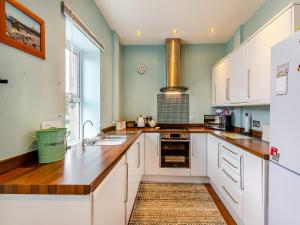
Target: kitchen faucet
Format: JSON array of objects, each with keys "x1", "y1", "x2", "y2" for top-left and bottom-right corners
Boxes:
[{"x1": 82, "y1": 120, "x2": 93, "y2": 148}]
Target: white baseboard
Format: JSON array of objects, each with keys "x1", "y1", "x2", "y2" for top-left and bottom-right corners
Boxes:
[{"x1": 142, "y1": 175, "x2": 210, "y2": 184}]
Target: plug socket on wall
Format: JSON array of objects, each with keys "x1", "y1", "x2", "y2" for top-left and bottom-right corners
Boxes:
[{"x1": 253, "y1": 120, "x2": 260, "y2": 128}]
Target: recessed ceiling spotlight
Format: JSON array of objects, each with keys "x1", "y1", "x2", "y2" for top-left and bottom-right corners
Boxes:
[
  {"x1": 136, "y1": 30, "x2": 142, "y2": 37},
  {"x1": 172, "y1": 29, "x2": 178, "y2": 35},
  {"x1": 209, "y1": 27, "x2": 216, "y2": 33}
]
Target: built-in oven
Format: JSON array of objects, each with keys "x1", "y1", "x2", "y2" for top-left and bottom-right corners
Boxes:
[{"x1": 160, "y1": 133, "x2": 190, "y2": 168}]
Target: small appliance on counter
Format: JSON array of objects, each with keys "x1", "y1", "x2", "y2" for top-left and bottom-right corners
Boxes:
[
  {"x1": 204, "y1": 115, "x2": 232, "y2": 131},
  {"x1": 137, "y1": 115, "x2": 146, "y2": 128},
  {"x1": 126, "y1": 121, "x2": 136, "y2": 128}
]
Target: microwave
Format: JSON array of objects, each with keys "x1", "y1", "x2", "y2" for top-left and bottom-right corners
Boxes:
[{"x1": 204, "y1": 115, "x2": 232, "y2": 131}]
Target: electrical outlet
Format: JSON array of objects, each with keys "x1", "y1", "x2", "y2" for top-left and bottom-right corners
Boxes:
[{"x1": 253, "y1": 120, "x2": 260, "y2": 128}]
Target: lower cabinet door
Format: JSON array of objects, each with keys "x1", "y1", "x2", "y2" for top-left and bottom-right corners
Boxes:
[
  {"x1": 243, "y1": 151, "x2": 264, "y2": 225},
  {"x1": 207, "y1": 135, "x2": 222, "y2": 186},
  {"x1": 145, "y1": 133, "x2": 160, "y2": 175},
  {"x1": 126, "y1": 143, "x2": 141, "y2": 224},
  {"x1": 191, "y1": 134, "x2": 207, "y2": 176},
  {"x1": 220, "y1": 174, "x2": 243, "y2": 220},
  {"x1": 137, "y1": 134, "x2": 145, "y2": 179},
  {"x1": 93, "y1": 156, "x2": 126, "y2": 225}
]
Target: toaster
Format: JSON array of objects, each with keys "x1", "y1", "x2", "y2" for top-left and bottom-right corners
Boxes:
[{"x1": 204, "y1": 115, "x2": 232, "y2": 131}]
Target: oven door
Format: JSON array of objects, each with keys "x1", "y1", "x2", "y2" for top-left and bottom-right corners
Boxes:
[{"x1": 160, "y1": 139, "x2": 190, "y2": 168}]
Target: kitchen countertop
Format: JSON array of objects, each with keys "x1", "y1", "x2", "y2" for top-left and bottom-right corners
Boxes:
[
  {"x1": 0, "y1": 128, "x2": 269, "y2": 195},
  {"x1": 130, "y1": 127, "x2": 269, "y2": 160}
]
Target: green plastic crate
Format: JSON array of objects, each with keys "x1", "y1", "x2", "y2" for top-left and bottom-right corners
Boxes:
[{"x1": 35, "y1": 128, "x2": 67, "y2": 163}]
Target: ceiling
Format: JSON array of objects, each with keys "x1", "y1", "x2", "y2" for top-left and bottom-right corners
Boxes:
[{"x1": 95, "y1": 0, "x2": 265, "y2": 45}]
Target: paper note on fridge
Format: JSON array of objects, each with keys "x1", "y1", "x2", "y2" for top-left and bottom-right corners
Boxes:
[{"x1": 276, "y1": 63, "x2": 289, "y2": 95}]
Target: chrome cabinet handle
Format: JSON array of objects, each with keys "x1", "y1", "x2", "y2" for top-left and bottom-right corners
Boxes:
[
  {"x1": 222, "y1": 186, "x2": 238, "y2": 204},
  {"x1": 191, "y1": 136, "x2": 196, "y2": 157},
  {"x1": 226, "y1": 77, "x2": 230, "y2": 101},
  {"x1": 223, "y1": 169, "x2": 238, "y2": 183},
  {"x1": 247, "y1": 69, "x2": 251, "y2": 98},
  {"x1": 157, "y1": 135, "x2": 159, "y2": 156},
  {"x1": 223, "y1": 146, "x2": 238, "y2": 155},
  {"x1": 160, "y1": 139, "x2": 190, "y2": 143},
  {"x1": 137, "y1": 142, "x2": 140, "y2": 168},
  {"x1": 124, "y1": 162, "x2": 128, "y2": 203},
  {"x1": 240, "y1": 155, "x2": 244, "y2": 190},
  {"x1": 218, "y1": 143, "x2": 221, "y2": 168},
  {"x1": 222, "y1": 157, "x2": 238, "y2": 169}
]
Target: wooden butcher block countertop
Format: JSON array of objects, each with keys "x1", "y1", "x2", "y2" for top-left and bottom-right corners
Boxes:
[{"x1": 0, "y1": 127, "x2": 269, "y2": 195}]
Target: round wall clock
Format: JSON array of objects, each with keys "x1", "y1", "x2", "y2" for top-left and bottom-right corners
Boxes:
[{"x1": 137, "y1": 64, "x2": 146, "y2": 74}]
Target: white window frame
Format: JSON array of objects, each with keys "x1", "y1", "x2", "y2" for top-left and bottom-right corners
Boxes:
[{"x1": 65, "y1": 42, "x2": 82, "y2": 145}]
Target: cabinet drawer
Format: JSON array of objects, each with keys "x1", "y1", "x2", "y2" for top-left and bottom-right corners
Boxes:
[
  {"x1": 222, "y1": 163, "x2": 241, "y2": 190},
  {"x1": 221, "y1": 143, "x2": 241, "y2": 160},
  {"x1": 220, "y1": 174, "x2": 243, "y2": 219},
  {"x1": 221, "y1": 151, "x2": 240, "y2": 175}
]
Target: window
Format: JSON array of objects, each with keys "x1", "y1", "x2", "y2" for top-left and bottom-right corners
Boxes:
[
  {"x1": 65, "y1": 16, "x2": 102, "y2": 146},
  {"x1": 65, "y1": 45, "x2": 81, "y2": 145}
]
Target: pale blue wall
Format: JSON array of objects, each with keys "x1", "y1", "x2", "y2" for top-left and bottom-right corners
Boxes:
[
  {"x1": 120, "y1": 44, "x2": 225, "y2": 123},
  {"x1": 121, "y1": 45, "x2": 166, "y2": 121},
  {"x1": 225, "y1": 0, "x2": 293, "y2": 53},
  {"x1": 224, "y1": 26, "x2": 243, "y2": 55},
  {"x1": 0, "y1": 0, "x2": 116, "y2": 160},
  {"x1": 242, "y1": 0, "x2": 293, "y2": 41},
  {"x1": 231, "y1": 106, "x2": 270, "y2": 132}
]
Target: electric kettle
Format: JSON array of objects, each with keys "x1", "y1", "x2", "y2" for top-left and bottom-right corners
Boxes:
[{"x1": 137, "y1": 115, "x2": 145, "y2": 128}]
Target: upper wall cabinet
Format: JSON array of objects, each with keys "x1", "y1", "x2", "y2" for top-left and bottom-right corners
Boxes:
[
  {"x1": 213, "y1": 57, "x2": 231, "y2": 105},
  {"x1": 229, "y1": 44, "x2": 249, "y2": 104},
  {"x1": 247, "y1": 8, "x2": 293, "y2": 103},
  {"x1": 212, "y1": 5, "x2": 299, "y2": 106}
]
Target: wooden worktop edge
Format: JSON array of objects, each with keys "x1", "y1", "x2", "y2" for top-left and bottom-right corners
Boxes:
[{"x1": 0, "y1": 129, "x2": 268, "y2": 195}]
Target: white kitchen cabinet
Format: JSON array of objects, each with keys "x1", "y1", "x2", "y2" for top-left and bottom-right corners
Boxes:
[
  {"x1": 248, "y1": 8, "x2": 292, "y2": 103},
  {"x1": 144, "y1": 133, "x2": 160, "y2": 175},
  {"x1": 207, "y1": 135, "x2": 221, "y2": 187},
  {"x1": 229, "y1": 44, "x2": 249, "y2": 104},
  {"x1": 0, "y1": 137, "x2": 146, "y2": 225},
  {"x1": 136, "y1": 134, "x2": 145, "y2": 179},
  {"x1": 93, "y1": 156, "x2": 126, "y2": 225},
  {"x1": 212, "y1": 6, "x2": 295, "y2": 106},
  {"x1": 191, "y1": 134, "x2": 207, "y2": 176},
  {"x1": 94, "y1": 136, "x2": 144, "y2": 225},
  {"x1": 214, "y1": 57, "x2": 231, "y2": 105},
  {"x1": 242, "y1": 151, "x2": 265, "y2": 225},
  {"x1": 126, "y1": 142, "x2": 141, "y2": 224},
  {"x1": 207, "y1": 135, "x2": 266, "y2": 225},
  {"x1": 0, "y1": 194, "x2": 92, "y2": 225}
]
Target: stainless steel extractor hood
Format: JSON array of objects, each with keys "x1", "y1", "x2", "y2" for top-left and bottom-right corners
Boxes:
[{"x1": 160, "y1": 38, "x2": 188, "y2": 93}]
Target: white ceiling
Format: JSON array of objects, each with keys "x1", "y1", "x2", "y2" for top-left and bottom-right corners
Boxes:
[{"x1": 95, "y1": 0, "x2": 265, "y2": 45}]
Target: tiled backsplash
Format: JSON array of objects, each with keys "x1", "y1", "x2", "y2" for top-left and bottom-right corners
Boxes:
[{"x1": 157, "y1": 94, "x2": 189, "y2": 124}]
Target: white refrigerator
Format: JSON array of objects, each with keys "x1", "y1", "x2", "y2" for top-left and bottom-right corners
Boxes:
[{"x1": 269, "y1": 31, "x2": 300, "y2": 225}]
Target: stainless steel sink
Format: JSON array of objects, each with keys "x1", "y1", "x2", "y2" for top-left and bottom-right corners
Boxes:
[{"x1": 87, "y1": 131, "x2": 135, "y2": 146}]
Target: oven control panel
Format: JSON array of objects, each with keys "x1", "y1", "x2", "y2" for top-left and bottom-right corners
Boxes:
[{"x1": 160, "y1": 133, "x2": 190, "y2": 140}]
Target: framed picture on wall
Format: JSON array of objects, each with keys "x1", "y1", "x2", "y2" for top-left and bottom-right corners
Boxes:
[{"x1": 0, "y1": 0, "x2": 45, "y2": 59}]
